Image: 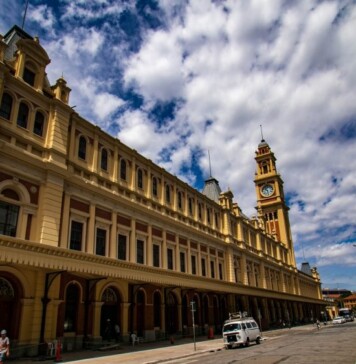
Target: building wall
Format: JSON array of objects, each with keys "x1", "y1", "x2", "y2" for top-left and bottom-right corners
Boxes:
[{"x1": 0, "y1": 26, "x2": 325, "y2": 356}]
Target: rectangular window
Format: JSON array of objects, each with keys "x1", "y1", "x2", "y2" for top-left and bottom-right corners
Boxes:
[
  {"x1": 137, "y1": 239, "x2": 144, "y2": 264},
  {"x1": 153, "y1": 244, "x2": 160, "y2": 267},
  {"x1": 0, "y1": 201, "x2": 19, "y2": 237},
  {"x1": 180, "y1": 252, "x2": 186, "y2": 273},
  {"x1": 201, "y1": 258, "x2": 206, "y2": 277},
  {"x1": 167, "y1": 248, "x2": 173, "y2": 270},
  {"x1": 96, "y1": 228, "x2": 106, "y2": 256},
  {"x1": 23, "y1": 67, "x2": 35, "y2": 86},
  {"x1": 191, "y1": 255, "x2": 196, "y2": 275},
  {"x1": 70, "y1": 221, "x2": 83, "y2": 251},
  {"x1": 219, "y1": 263, "x2": 223, "y2": 280},
  {"x1": 210, "y1": 261, "x2": 215, "y2": 278},
  {"x1": 118, "y1": 234, "x2": 127, "y2": 260}
]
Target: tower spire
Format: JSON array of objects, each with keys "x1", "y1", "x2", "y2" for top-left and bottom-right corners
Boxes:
[
  {"x1": 260, "y1": 124, "x2": 264, "y2": 141},
  {"x1": 208, "y1": 149, "x2": 212, "y2": 177}
]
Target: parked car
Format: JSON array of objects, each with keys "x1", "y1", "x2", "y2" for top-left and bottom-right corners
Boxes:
[
  {"x1": 332, "y1": 316, "x2": 346, "y2": 324},
  {"x1": 222, "y1": 313, "x2": 262, "y2": 349}
]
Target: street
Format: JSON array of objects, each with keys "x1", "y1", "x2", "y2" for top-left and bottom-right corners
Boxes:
[{"x1": 159, "y1": 322, "x2": 356, "y2": 364}]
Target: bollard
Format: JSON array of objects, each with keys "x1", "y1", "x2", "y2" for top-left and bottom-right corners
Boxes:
[
  {"x1": 170, "y1": 336, "x2": 175, "y2": 344},
  {"x1": 55, "y1": 339, "x2": 62, "y2": 362},
  {"x1": 208, "y1": 327, "x2": 214, "y2": 339}
]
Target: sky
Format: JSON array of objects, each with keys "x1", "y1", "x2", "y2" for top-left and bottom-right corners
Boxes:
[{"x1": 1, "y1": 0, "x2": 356, "y2": 291}]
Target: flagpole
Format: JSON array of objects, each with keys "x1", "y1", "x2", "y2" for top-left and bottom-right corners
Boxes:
[{"x1": 22, "y1": 0, "x2": 29, "y2": 30}]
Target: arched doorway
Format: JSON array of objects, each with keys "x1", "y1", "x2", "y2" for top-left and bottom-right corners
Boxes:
[
  {"x1": 100, "y1": 287, "x2": 121, "y2": 340},
  {"x1": 0, "y1": 275, "x2": 22, "y2": 339},
  {"x1": 165, "y1": 292, "x2": 178, "y2": 335},
  {"x1": 136, "y1": 290, "x2": 145, "y2": 337},
  {"x1": 64, "y1": 283, "x2": 80, "y2": 333}
]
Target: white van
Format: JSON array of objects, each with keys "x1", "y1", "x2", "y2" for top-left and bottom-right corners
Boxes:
[{"x1": 222, "y1": 313, "x2": 262, "y2": 349}]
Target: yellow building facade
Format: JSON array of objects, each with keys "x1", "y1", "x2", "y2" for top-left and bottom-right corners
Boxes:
[{"x1": 0, "y1": 26, "x2": 325, "y2": 356}]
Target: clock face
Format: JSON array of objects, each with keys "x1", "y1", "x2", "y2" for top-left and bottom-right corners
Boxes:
[{"x1": 261, "y1": 184, "x2": 274, "y2": 197}]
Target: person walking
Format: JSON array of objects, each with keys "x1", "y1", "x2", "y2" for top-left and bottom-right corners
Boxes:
[
  {"x1": 316, "y1": 319, "x2": 320, "y2": 330},
  {"x1": 114, "y1": 323, "x2": 121, "y2": 343},
  {"x1": 0, "y1": 330, "x2": 10, "y2": 364}
]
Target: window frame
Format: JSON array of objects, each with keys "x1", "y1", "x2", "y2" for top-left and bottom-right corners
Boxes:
[
  {"x1": 0, "y1": 92, "x2": 13, "y2": 120},
  {"x1": 95, "y1": 227, "x2": 107, "y2": 256},
  {"x1": 117, "y1": 233, "x2": 128, "y2": 260},
  {"x1": 136, "y1": 238, "x2": 145, "y2": 264},
  {"x1": 100, "y1": 148, "x2": 108, "y2": 171},
  {"x1": 17, "y1": 102, "x2": 30, "y2": 129},
  {"x1": 78, "y1": 135, "x2": 87, "y2": 160}
]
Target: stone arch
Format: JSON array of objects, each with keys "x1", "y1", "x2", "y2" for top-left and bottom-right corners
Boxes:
[
  {"x1": 0, "y1": 271, "x2": 24, "y2": 340},
  {"x1": 0, "y1": 179, "x2": 31, "y2": 204},
  {"x1": 165, "y1": 290, "x2": 178, "y2": 335},
  {"x1": 100, "y1": 285, "x2": 122, "y2": 340}
]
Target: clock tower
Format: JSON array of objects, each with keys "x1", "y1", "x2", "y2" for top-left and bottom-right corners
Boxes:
[{"x1": 254, "y1": 139, "x2": 296, "y2": 268}]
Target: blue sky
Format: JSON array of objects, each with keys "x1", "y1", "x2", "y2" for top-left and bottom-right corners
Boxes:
[{"x1": 1, "y1": 0, "x2": 356, "y2": 290}]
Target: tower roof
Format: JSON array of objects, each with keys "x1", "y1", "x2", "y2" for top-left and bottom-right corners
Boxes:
[
  {"x1": 202, "y1": 177, "x2": 222, "y2": 203},
  {"x1": 258, "y1": 138, "x2": 269, "y2": 148}
]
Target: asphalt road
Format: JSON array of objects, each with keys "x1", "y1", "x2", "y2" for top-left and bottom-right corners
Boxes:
[{"x1": 159, "y1": 322, "x2": 356, "y2": 364}]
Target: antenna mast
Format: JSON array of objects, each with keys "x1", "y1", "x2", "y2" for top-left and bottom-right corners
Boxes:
[
  {"x1": 260, "y1": 124, "x2": 264, "y2": 141},
  {"x1": 22, "y1": 0, "x2": 29, "y2": 30},
  {"x1": 208, "y1": 150, "x2": 212, "y2": 177}
]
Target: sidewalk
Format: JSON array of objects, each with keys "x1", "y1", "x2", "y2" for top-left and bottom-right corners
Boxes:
[{"x1": 11, "y1": 324, "x2": 318, "y2": 364}]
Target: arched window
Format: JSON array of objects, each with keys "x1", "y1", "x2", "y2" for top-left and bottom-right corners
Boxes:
[
  {"x1": 177, "y1": 191, "x2": 182, "y2": 209},
  {"x1": 152, "y1": 177, "x2": 157, "y2": 197},
  {"x1": 17, "y1": 102, "x2": 29, "y2": 129},
  {"x1": 0, "y1": 188, "x2": 20, "y2": 237},
  {"x1": 0, "y1": 277, "x2": 15, "y2": 298},
  {"x1": 33, "y1": 111, "x2": 45, "y2": 136},
  {"x1": 64, "y1": 284, "x2": 80, "y2": 332},
  {"x1": 120, "y1": 159, "x2": 127, "y2": 180},
  {"x1": 0, "y1": 93, "x2": 13, "y2": 120},
  {"x1": 78, "y1": 136, "x2": 86, "y2": 160},
  {"x1": 198, "y1": 203, "x2": 202, "y2": 220},
  {"x1": 165, "y1": 184, "x2": 170, "y2": 203},
  {"x1": 102, "y1": 287, "x2": 118, "y2": 303},
  {"x1": 137, "y1": 168, "x2": 143, "y2": 189},
  {"x1": 101, "y1": 148, "x2": 108, "y2": 171},
  {"x1": 188, "y1": 198, "x2": 193, "y2": 215}
]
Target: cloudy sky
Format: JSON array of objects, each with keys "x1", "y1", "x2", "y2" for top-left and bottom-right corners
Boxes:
[{"x1": 1, "y1": 0, "x2": 356, "y2": 290}]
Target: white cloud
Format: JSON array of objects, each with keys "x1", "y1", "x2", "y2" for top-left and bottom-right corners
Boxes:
[{"x1": 5, "y1": 0, "x2": 355, "y2": 288}]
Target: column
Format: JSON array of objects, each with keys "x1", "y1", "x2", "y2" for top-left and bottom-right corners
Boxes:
[
  {"x1": 162, "y1": 230, "x2": 167, "y2": 269},
  {"x1": 240, "y1": 254, "x2": 247, "y2": 285},
  {"x1": 147, "y1": 224, "x2": 153, "y2": 266},
  {"x1": 187, "y1": 239, "x2": 192, "y2": 274},
  {"x1": 260, "y1": 263, "x2": 267, "y2": 289},
  {"x1": 130, "y1": 218, "x2": 136, "y2": 263},
  {"x1": 87, "y1": 203, "x2": 96, "y2": 253},
  {"x1": 92, "y1": 302, "x2": 104, "y2": 339},
  {"x1": 175, "y1": 235, "x2": 179, "y2": 272},
  {"x1": 59, "y1": 193, "x2": 71, "y2": 248},
  {"x1": 225, "y1": 246, "x2": 235, "y2": 282},
  {"x1": 112, "y1": 145, "x2": 118, "y2": 182},
  {"x1": 110, "y1": 211, "x2": 117, "y2": 258},
  {"x1": 91, "y1": 133, "x2": 99, "y2": 173}
]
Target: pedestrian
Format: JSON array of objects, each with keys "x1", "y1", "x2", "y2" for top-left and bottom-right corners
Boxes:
[
  {"x1": 316, "y1": 319, "x2": 320, "y2": 330},
  {"x1": 0, "y1": 330, "x2": 10, "y2": 364},
  {"x1": 104, "y1": 319, "x2": 112, "y2": 341},
  {"x1": 114, "y1": 323, "x2": 120, "y2": 342}
]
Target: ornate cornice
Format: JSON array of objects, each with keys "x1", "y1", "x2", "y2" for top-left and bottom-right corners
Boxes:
[{"x1": 0, "y1": 237, "x2": 323, "y2": 305}]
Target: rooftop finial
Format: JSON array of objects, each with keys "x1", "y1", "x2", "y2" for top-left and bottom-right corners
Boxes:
[
  {"x1": 22, "y1": 0, "x2": 29, "y2": 30},
  {"x1": 208, "y1": 150, "x2": 212, "y2": 177},
  {"x1": 260, "y1": 124, "x2": 264, "y2": 141}
]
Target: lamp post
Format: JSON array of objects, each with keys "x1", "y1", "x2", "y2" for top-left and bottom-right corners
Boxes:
[{"x1": 190, "y1": 301, "x2": 196, "y2": 351}]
